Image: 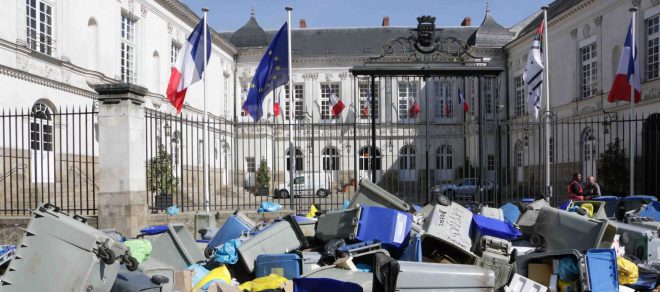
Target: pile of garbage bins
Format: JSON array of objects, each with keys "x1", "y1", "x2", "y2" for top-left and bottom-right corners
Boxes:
[{"x1": 1, "y1": 179, "x2": 660, "y2": 292}]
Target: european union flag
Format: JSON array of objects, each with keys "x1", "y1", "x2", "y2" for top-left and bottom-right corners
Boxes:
[{"x1": 242, "y1": 22, "x2": 290, "y2": 121}]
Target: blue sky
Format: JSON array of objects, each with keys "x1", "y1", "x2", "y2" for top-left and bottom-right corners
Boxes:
[{"x1": 181, "y1": 0, "x2": 553, "y2": 32}]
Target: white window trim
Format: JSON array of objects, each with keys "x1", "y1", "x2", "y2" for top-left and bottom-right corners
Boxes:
[
  {"x1": 579, "y1": 41, "x2": 599, "y2": 99},
  {"x1": 644, "y1": 7, "x2": 660, "y2": 20},
  {"x1": 647, "y1": 15, "x2": 659, "y2": 81},
  {"x1": 579, "y1": 35, "x2": 597, "y2": 48},
  {"x1": 26, "y1": 0, "x2": 55, "y2": 55}
]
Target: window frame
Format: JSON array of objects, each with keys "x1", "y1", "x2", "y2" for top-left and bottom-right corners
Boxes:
[
  {"x1": 434, "y1": 81, "x2": 454, "y2": 120},
  {"x1": 120, "y1": 14, "x2": 137, "y2": 83},
  {"x1": 358, "y1": 81, "x2": 379, "y2": 120},
  {"x1": 322, "y1": 147, "x2": 340, "y2": 171},
  {"x1": 399, "y1": 145, "x2": 416, "y2": 170},
  {"x1": 398, "y1": 81, "x2": 417, "y2": 120},
  {"x1": 320, "y1": 83, "x2": 341, "y2": 120},
  {"x1": 284, "y1": 84, "x2": 304, "y2": 121},
  {"x1": 26, "y1": 0, "x2": 54, "y2": 55},
  {"x1": 246, "y1": 157, "x2": 256, "y2": 173},
  {"x1": 647, "y1": 15, "x2": 659, "y2": 81},
  {"x1": 170, "y1": 41, "x2": 181, "y2": 68},
  {"x1": 580, "y1": 42, "x2": 598, "y2": 99},
  {"x1": 436, "y1": 145, "x2": 453, "y2": 170},
  {"x1": 514, "y1": 75, "x2": 525, "y2": 117},
  {"x1": 286, "y1": 148, "x2": 304, "y2": 171}
]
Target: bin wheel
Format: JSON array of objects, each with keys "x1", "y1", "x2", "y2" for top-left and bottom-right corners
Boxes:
[
  {"x1": 530, "y1": 234, "x2": 543, "y2": 248},
  {"x1": 278, "y1": 190, "x2": 290, "y2": 199},
  {"x1": 124, "y1": 255, "x2": 139, "y2": 271},
  {"x1": 204, "y1": 246, "x2": 214, "y2": 259},
  {"x1": 316, "y1": 189, "x2": 328, "y2": 198},
  {"x1": 437, "y1": 195, "x2": 451, "y2": 206},
  {"x1": 99, "y1": 247, "x2": 116, "y2": 265}
]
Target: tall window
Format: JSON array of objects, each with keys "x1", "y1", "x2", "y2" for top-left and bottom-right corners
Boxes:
[
  {"x1": 359, "y1": 146, "x2": 381, "y2": 171},
  {"x1": 245, "y1": 157, "x2": 256, "y2": 173},
  {"x1": 399, "y1": 146, "x2": 416, "y2": 170},
  {"x1": 223, "y1": 75, "x2": 230, "y2": 117},
  {"x1": 30, "y1": 103, "x2": 53, "y2": 151},
  {"x1": 436, "y1": 145, "x2": 453, "y2": 170},
  {"x1": 484, "y1": 78, "x2": 494, "y2": 114},
  {"x1": 322, "y1": 147, "x2": 340, "y2": 171},
  {"x1": 648, "y1": 15, "x2": 659, "y2": 80},
  {"x1": 514, "y1": 75, "x2": 525, "y2": 117},
  {"x1": 580, "y1": 42, "x2": 598, "y2": 99},
  {"x1": 515, "y1": 140, "x2": 524, "y2": 167},
  {"x1": 286, "y1": 148, "x2": 303, "y2": 171},
  {"x1": 26, "y1": 0, "x2": 53, "y2": 55},
  {"x1": 321, "y1": 84, "x2": 340, "y2": 120},
  {"x1": 284, "y1": 84, "x2": 304, "y2": 121},
  {"x1": 398, "y1": 81, "x2": 417, "y2": 119},
  {"x1": 121, "y1": 15, "x2": 136, "y2": 83},
  {"x1": 434, "y1": 81, "x2": 453, "y2": 119},
  {"x1": 358, "y1": 81, "x2": 379, "y2": 119},
  {"x1": 487, "y1": 155, "x2": 495, "y2": 171},
  {"x1": 170, "y1": 41, "x2": 181, "y2": 67}
]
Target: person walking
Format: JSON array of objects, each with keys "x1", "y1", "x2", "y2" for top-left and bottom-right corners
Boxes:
[
  {"x1": 567, "y1": 172, "x2": 585, "y2": 200},
  {"x1": 584, "y1": 176, "x2": 602, "y2": 198}
]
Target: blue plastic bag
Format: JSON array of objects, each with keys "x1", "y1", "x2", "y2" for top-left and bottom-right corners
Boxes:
[
  {"x1": 258, "y1": 202, "x2": 282, "y2": 213},
  {"x1": 166, "y1": 205, "x2": 180, "y2": 215},
  {"x1": 558, "y1": 257, "x2": 580, "y2": 281},
  {"x1": 342, "y1": 200, "x2": 351, "y2": 209},
  {"x1": 213, "y1": 238, "x2": 241, "y2": 265},
  {"x1": 186, "y1": 264, "x2": 210, "y2": 287}
]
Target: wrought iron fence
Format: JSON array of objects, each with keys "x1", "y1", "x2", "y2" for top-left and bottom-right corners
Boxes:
[{"x1": 0, "y1": 106, "x2": 98, "y2": 215}]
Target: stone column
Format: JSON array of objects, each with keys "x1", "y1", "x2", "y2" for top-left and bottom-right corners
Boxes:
[{"x1": 94, "y1": 83, "x2": 148, "y2": 237}]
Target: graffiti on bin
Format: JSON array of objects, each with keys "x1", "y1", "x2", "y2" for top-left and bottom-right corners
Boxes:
[{"x1": 433, "y1": 206, "x2": 471, "y2": 250}]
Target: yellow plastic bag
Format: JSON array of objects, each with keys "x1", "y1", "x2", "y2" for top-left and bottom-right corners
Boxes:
[
  {"x1": 192, "y1": 265, "x2": 232, "y2": 291},
  {"x1": 306, "y1": 204, "x2": 319, "y2": 218},
  {"x1": 579, "y1": 203, "x2": 594, "y2": 218},
  {"x1": 238, "y1": 274, "x2": 287, "y2": 292},
  {"x1": 617, "y1": 256, "x2": 639, "y2": 285}
]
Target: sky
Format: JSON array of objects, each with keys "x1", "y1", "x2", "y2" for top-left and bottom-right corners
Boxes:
[{"x1": 181, "y1": 0, "x2": 553, "y2": 32}]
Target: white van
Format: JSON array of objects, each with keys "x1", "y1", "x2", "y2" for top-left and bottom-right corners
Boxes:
[{"x1": 275, "y1": 173, "x2": 332, "y2": 198}]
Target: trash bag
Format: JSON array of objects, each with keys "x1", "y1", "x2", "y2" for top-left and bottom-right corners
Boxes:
[
  {"x1": 373, "y1": 253, "x2": 399, "y2": 292},
  {"x1": 320, "y1": 239, "x2": 346, "y2": 265},
  {"x1": 342, "y1": 200, "x2": 351, "y2": 209},
  {"x1": 618, "y1": 256, "x2": 639, "y2": 285},
  {"x1": 238, "y1": 274, "x2": 287, "y2": 292},
  {"x1": 187, "y1": 264, "x2": 211, "y2": 287},
  {"x1": 166, "y1": 204, "x2": 180, "y2": 215},
  {"x1": 258, "y1": 202, "x2": 282, "y2": 213},
  {"x1": 558, "y1": 257, "x2": 580, "y2": 281},
  {"x1": 123, "y1": 239, "x2": 152, "y2": 263},
  {"x1": 580, "y1": 203, "x2": 595, "y2": 218},
  {"x1": 192, "y1": 265, "x2": 232, "y2": 291},
  {"x1": 213, "y1": 239, "x2": 241, "y2": 265},
  {"x1": 306, "y1": 204, "x2": 319, "y2": 218}
]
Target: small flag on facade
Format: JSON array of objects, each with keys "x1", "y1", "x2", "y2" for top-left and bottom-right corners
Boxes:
[
  {"x1": 329, "y1": 88, "x2": 345, "y2": 117},
  {"x1": 608, "y1": 20, "x2": 641, "y2": 103},
  {"x1": 458, "y1": 88, "x2": 469, "y2": 113},
  {"x1": 409, "y1": 98, "x2": 421, "y2": 118},
  {"x1": 523, "y1": 20, "x2": 545, "y2": 119}
]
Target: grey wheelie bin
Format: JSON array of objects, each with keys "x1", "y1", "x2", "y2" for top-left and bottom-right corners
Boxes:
[
  {"x1": 475, "y1": 236, "x2": 515, "y2": 290},
  {"x1": 517, "y1": 199, "x2": 549, "y2": 236},
  {"x1": 138, "y1": 258, "x2": 176, "y2": 292},
  {"x1": 147, "y1": 224, "x2": 205, "y2": 270},
  {"x1": 420, "y1": 203, "x2": 477, "y2": 264},
  {"x1": 567, "y1": 200, "x2": 609, "y2": 220},
  {"x1": 1, "y1": 203, "x2": 138, "y2": 292},
  {"x1": 531, "y1": 206, "x2": 617, "y2": 252},
  {"x1": 614, "y1": 221, "x2": 660, "y2": 262},
  {"x1": 238, "y1": 215, "x2": 308, "y2": 273},
  {"x1": 348, "y1": 179, "x2": 411, "y2": 212}
]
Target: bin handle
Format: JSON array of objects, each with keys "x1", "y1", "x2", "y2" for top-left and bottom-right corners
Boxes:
[{"x1": 73, "y1": 214, "x2": 88, "y2": 223}]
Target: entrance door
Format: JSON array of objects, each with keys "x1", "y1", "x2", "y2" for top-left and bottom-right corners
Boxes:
[
  {"x1": 645, "y1": 114, "x2": 660, "y2": 197},
  {"x1": 30, "y1": 103, "x2": 54, "y2": 183}
]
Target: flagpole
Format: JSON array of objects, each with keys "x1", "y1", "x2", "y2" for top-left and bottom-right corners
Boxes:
[
  {"x1": 201, "y1": 8, "x2": 210, "y2": 212},
  {"x1": 542, "y1": 6, "x2": 552, "y2": 200},
  {"x1": 630, "y1": 6, "x2": 637, "y2": 196},
  {"x1": 285, "y1": 7, "x2": 294, "y2": 210}
]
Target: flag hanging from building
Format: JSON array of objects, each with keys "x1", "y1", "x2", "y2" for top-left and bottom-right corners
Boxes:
[
  {"x1": 458, "y1": 88, "x2": 469, "y2": 113},
  {"x1": 362, "y1": 92, "x2": 371, "y2": 117},
  {"x1": 166, "y1": 16, "x2": 211, "y2": 114},
  {"x1": 409, "y1": 97, "x2": 421, "y2": 118},
  {"x1": 329, "y1": 88, "x2": 345, "y2": 117},
  {"x1": 273, "y1": 88, "x2": 282, "y2": 117},
  {"x1": 608, "y1": 21, "x2": 641, "y2": 103},
  {"x1": 523, "y1": 20, "x2": 544, "y2": 119},
  {"x1": 242, "y1": 22, "x2": 290, "y2": 121}
]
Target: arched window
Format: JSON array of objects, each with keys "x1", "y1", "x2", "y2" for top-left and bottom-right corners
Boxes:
[
  {"x1": 399, "y1": 145, "x2": 416, "y2": 170},
  {"x1": 87, "y1": 18, "x2": 99, "y2": 70},
  {"x1": 31, "y1": 102, "x2": 53, "y2": 151},
  {"x1": 152, "y1": 51, "x2": 161, "y2": 91},
  {"x1": 436, "y1": 145, "x2": 453, "y2": 170},
  {"x1": 322, "y1": 147, "x2": 339, "y2": 171},
  {"x1": 358, "y1": 146, "x2": 381, "y2": 170},
  {"x1": 286, "y1": 147, "x2": 303, "y2": 171},
  {"x1": 515, "y1": 140, "x2": 524, "y2": 168}
]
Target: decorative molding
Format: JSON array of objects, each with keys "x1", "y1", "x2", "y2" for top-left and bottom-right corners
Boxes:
[
  {"x1": 324, "y1": 73, "x2": 333, "y2": 81},
  {"x1": 0, "y1": 64, "x2": 97, "y2": 100},
  {"x1": 594, "y1": 15, "x2": 603, "y2": 26},
  {"x1": 338, "y1": 72, "x2": 348, "y2": 80},
  {"x1": 302, "y1": 73, "x2": 317, "y2": 80},
  {"x1": 570, "y1": 28, "x2": 578, "y2": 39},
  {"x1": 140, "y1": 3, "x2": 149, "y2": 18},
  {"x1": 582, "y1": 23, "x2": 591, "y2": 39}
]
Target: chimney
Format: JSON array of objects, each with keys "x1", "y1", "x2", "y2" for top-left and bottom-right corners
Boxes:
[
  {"x1": 299, "y1": 19, "x2": 307, "y2": 28},
  {"x1": 461, "y1": 17, "x2": 472, "y2": 26},
  {"x1": 382, "y1": 16, "x2": 390, "y2": 27}
]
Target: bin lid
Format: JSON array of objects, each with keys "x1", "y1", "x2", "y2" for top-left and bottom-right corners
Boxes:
[
  {"x1": 471, "y1": 214, "x2": 522, "y2": 241},
  {"x1": 621, "y1": 195, "x2": 658, "y2": 202},
  {"x1": 585, "y1": 249, "x2": 618, "y2": 292},
  {"x1": 140, "y1": 225, "x2": 169, "y2": 235},
  {"x1": 592, "y1": 196, "x2": 620, "y2": 202}
]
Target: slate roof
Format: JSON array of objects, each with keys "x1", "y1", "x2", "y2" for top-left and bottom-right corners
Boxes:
[
  {"x1": 473, "y1": 8, "x2": 514, "y2": 47},
  {"x1": 223, "y1": 26, "x2": 479, "y2": 58},
  {"x1": 229, "y1": 16, "x2": 269, "y2": 48}
]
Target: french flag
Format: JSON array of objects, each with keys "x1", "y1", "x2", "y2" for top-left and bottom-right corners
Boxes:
[
  {"x1": 166, "y1": 17, "x2": 211, "y2": 113},
  {"x1": 409, "y1": 98, "x2": 420, "y2": 118},
  {"x1": 458, "y1": 88, "x2": 469, "y2": 113},
  {"x1": 329, "y1": 89, "x2": 345, "y2": 117},
  {"x1": 608, "y1": 21, "x2": 641, "y2": 103},
  {"x1": 273, "y1": 90, "x2": 281, "y2": 117},
  {"x1": 361, "y1": 91, "x2": 371, "y2": 117}
]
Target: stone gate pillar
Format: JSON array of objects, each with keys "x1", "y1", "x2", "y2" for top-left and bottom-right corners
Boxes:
[{"x1": 94, "y1": 83, "x2": 148, "y2": 237}]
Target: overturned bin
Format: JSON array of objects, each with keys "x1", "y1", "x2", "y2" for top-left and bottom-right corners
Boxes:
[
  {"x1": 531, "y1": 206, "x2": 617, "y2": 252},
  {"x1": 419, "y1": 202, "x2": 477, "y2": 264},
  {"x1": 349, "y1": 179, "x2": 412, "y2": 212},
  {"x1": 145, "y1": 223, "x2": 205, "y2": 270}
]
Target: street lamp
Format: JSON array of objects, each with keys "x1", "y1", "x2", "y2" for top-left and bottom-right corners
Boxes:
[
  {"x1": 523, "y1": 128, "x2": 531, "y2": 147},
  {"x1": 164, "y1": 121, "x2": 171, "y2": 137},
  {"x1": 603, "y1": 111, "x2": 617, "y2": 135}
]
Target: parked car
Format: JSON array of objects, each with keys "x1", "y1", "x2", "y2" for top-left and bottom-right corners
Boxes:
[
  {"x1": 431, "y1": 178, "x2": 497, "y2": 202},
  {"x1": 274, "y1": 173, "x2": 332, "y2": 198}
]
